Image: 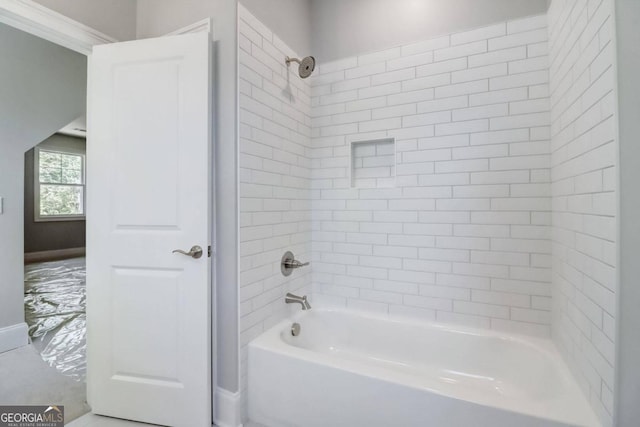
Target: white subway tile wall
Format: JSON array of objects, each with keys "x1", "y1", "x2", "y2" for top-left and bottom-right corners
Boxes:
[
  {"x1": 310, "y1": 15, "x2": 552, "y2": 337},
  {"x1": 548, "y1": 0, "x2": 616, "y2": 425},
  {"x1": 238, "y1": 4, "x2": 313, "y2": 414}
]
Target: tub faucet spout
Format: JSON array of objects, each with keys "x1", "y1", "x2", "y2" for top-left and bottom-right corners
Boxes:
[{"x1": 285, "y1": 292, "x2": 311, "y2": 310}]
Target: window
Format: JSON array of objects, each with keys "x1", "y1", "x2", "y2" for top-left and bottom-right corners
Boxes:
[{"x1": 35, "y1": 147, "x2": 85, "y2": 221}]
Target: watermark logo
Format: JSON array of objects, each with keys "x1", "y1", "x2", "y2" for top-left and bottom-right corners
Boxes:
[{"x1": 0, "y1": 405, "x2": 64, "y2": 427}]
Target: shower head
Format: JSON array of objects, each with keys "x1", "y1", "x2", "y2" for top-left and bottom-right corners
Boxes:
[{"x1": 285, "y1": 56, "x2": 316, "y2": 79}]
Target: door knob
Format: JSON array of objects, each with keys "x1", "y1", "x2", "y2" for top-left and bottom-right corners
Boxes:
[{"x1": 172, "y1": 245, "x2": 203, "y2": 259}]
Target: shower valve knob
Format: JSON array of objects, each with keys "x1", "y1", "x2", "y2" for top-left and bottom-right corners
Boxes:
[{"x1": 281, "y1": 251, "x2": 310, "y2": 276}]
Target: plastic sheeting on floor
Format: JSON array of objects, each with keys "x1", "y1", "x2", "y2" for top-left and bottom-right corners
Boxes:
[{"x1": 24, "y1": 257, "x2": 86, "y2": 382}]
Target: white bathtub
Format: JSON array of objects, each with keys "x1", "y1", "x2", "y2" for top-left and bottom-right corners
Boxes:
[{"x1": 248, "y1": 309, "x2": 599, "y2": 427}]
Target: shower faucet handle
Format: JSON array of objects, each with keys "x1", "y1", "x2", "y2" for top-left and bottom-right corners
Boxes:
[
  {"x1": 283, "y1": 259, "x2": 310, "y2": 268},
  {"x1": 281, "y1": 251, "x2": 310, "y2": 276}
]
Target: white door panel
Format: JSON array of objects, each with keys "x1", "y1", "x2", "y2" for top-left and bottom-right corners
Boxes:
[{"x1": 87, "y1": 32, "x2": 212, "y2": 427}]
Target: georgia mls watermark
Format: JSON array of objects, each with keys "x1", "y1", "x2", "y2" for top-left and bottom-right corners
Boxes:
[{"x1": 0, "y1": 406, "x2": 64, "y2": 427}]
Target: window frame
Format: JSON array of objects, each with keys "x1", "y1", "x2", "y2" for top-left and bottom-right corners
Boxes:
[{"x1": 34, "y1": 146, "x2": 86, "y2": 222}]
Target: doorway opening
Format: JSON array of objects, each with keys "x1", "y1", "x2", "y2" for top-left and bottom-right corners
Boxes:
[
  {"x1": 0, "y1": 17, "x2": 91, "y2": 423},
  {"x1": 24, "y1": 120, "x2": 88, "y2": 379},
  {"x1": 21, "y1": 120, "x2": 90, "y2": 421}
]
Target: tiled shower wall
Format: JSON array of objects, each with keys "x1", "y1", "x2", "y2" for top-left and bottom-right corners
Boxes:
[
  {"x1": 238, "y1": 4, "x2": 618, "y2": 424},
  {"x1": 548, "y1": 0, "x2": 617, "y2": 425},
  {"x1": 238, "y1": 4, "x2": 313, "y2": 412},
  {"x1": 310, "y1": 15, "x2": 554, "y2": 336}
]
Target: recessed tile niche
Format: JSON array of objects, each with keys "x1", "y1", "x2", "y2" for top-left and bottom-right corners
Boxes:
[{"x1": 350, "y1": 139, "x2": 396, "y2": 188}]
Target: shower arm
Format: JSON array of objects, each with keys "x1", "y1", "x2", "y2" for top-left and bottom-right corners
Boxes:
[{"x1": 285, "y1": 56, "x2": 301, "y2": 65}]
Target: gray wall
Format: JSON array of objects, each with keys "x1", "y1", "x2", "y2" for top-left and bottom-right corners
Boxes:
[
  {"x1": 0, "y1": 23, "x2": 86, "y2": 332},
  {"x1": 137, "y1": 0, "x2": 311, "y2": 401},
  {"x1": 239, "y1": 0, "x2": 311, "y2": 55},
  {"x1": 33, "y1": 0, "x2": 137, "y2": 41},
  {"x1": 24, "y1": 135, "x2": 86, "y2": 254},
  {"x1": 137, "y1": 0, "x2": 233, "y2": 38},
  {"x1": 615, "y1": 0, "x2": 640, "y2": 424},
  {"x1": 137, "y1": 0, "x2": 240, "y2": 397},
  {"x1": 310, "y1": 0, "x2": 549, "y2": 62}
]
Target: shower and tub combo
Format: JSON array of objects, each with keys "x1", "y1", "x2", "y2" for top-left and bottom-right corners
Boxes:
[{"x1": 240, "y1": 2, "x2": 618, "y2": 426}]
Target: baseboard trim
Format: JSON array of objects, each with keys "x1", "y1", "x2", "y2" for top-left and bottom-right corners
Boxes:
[
  {"x1": 214, "y1": 387, "x2": 243, "y2": 427},
  {"x1": 0, "y1": 323, "x2": 29, "y2": 354},
  {"x1": 24, "y1": 247, "x2": 85, "y2": 263}
]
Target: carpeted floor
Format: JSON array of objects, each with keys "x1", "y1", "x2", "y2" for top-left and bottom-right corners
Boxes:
[{"x1": 0, "y1": 344, "x2": 90, "y2": 422}]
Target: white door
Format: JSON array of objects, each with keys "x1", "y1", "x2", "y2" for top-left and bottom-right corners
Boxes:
[{"x1": 86, "y1": 32, "x2": 212, "y2": 427}]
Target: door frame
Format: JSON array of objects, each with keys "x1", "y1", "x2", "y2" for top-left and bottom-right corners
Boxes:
[{"x1": 1, "y1": 0, "x2": 217, "y2": 423}]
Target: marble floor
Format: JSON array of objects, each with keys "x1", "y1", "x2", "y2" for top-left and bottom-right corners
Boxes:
[
  {"x1": 0, "y1": 344, "x2": 267, "y2": 427},
  {"x1": 0, "y1": 345, "x2": 89, "y2": 422},
  {"x1": 67, "y1": 413, "x2": 154, "y2": 426},
  {"x1": 68, "y1": 413, "x2": 266, "y2": 427}
]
